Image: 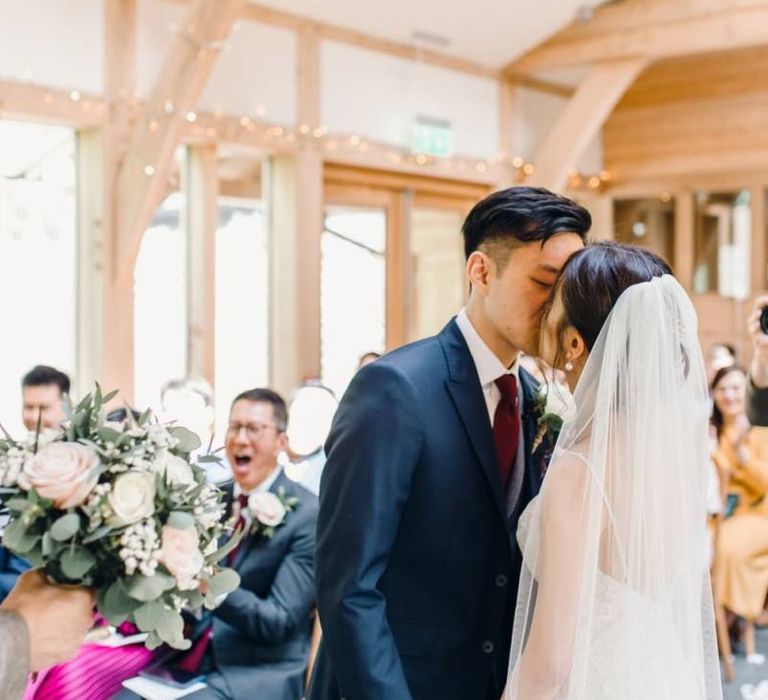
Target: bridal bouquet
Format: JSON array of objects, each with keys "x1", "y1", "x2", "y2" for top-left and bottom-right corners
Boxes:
[{"x1": 0, "y1": 386, "x2": 241, "y2": 650}]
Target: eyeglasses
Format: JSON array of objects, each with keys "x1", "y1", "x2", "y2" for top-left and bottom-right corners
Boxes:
[{"x1": 226, "y1": 421, "x2": 281, "y2": 440}]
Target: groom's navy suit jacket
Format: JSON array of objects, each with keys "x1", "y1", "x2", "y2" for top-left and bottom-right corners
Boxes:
[{"x1": 309, "y1": 319, "x2": 545, "y2": 700}]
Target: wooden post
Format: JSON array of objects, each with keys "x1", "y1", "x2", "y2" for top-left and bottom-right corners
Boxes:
[
  {"x1": 268, "y1": 153, "x2": 322, "y2": 396},
  {"x1": 751, "y1": 185, "x2": 766, "y2": 295},
  {"x1": 530, "y1": 58, "x2": 647, "y2": 192},
  {"x1": 266, "y1": 21, "x2": 323, "y2": 395},
  {"x1": 184, "y1": 144, "x2": 218, "y2": 386},
  {"x1": 114, "y1": 0, "x2": 246, "y2": 287},
  {"x1": 99, "y1": 0, "x2": 137, "y2": 401},
  {"x1": 496, "y1": 80, "x2": 519, "y2": 189},
  {"x1": 674, "y1": 191, "x2": 695, "y2": 292}
]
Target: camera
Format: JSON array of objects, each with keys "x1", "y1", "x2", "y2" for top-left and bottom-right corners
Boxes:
[{"x1": 761, "y1": 307, "x2": 768, "y2": 335}]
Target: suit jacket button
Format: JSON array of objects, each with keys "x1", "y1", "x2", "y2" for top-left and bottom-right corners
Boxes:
[
  {"x1": 482, "y1": 640, "x2": 494, "y2": 654},
  {"x1": 495, "y1": 574, "x2": 509, "y2": 587}
]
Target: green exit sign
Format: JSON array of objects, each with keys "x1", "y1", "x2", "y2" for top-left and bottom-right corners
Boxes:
[{"x1": 412, "y1": 117, "x2": 453, "y2": 158}]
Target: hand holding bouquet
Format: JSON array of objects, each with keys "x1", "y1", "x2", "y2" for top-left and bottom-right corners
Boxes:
[{"x1": 0, "y1": 386, "x2": 241, "y2": 650}]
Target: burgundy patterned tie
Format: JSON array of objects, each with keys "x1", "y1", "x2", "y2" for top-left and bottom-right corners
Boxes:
[
  {"x1": 228, "y1": 493, "x2": 249, "y2": 566},
  {"x1": 493, "y1": 375, "x2": 521, "y2": 490}
]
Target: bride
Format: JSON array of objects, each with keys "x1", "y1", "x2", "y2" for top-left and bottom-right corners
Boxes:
[{"x1": 505, "y1": 242, "x2": 722, "y2": 699}]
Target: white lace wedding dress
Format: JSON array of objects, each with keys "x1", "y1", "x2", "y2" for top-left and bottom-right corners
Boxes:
[{"x1": 517, "y1": 496, "x2": 709, "y2": 699}]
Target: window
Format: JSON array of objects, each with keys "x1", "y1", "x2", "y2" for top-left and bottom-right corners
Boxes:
[
  {"x1": 693, "y1": 190, "x2": 750, "y2": 298},
  {"x1": 134, "y1": 192, "x2": 187, "y2": 412},
  {"x1": 214, "y1": 198, "x2": 269, "y2": 438},
  {"x1": 321, "y1": 206, "x2": 386, "y2": 398},
  {"x1": 0, "y1": 120, "x2": 76, "y2": 435},
  {"x1": 408, "y1": 207, "x2": 465, "y2": 342},
  {"x1": 614, "y1": 197, "x2": 676, "y2": 270}
]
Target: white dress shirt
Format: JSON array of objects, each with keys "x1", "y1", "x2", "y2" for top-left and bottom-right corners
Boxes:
[
  {"x1": 455, "y1": 308, "x2": 521, "y2": 424},
  {"x1": 455, "y1": 309, "x2": 525, "y2": 502}
]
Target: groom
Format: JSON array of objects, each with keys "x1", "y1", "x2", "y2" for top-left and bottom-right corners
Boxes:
[{"x1": 309, "y1": 187, "x2": 590, "y2": 700}]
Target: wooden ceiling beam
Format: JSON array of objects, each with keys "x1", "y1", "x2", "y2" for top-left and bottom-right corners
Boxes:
[
  {"x1": 114, "y1": 0, "x2": 247, "y2": 285},
  {"x1": 506, "y1": 0, "x2": 768, "y2": 73},
  {"x1": 529, "y1": 57, "x2": 647, "y2": 192}
]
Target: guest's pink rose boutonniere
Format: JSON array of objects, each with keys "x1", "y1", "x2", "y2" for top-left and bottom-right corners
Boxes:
[{"x1": 248, "y1": 487, "x2": 299, "y2": 539}]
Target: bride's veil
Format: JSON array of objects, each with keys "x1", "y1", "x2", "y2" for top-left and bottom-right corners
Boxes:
[{"x1": 505, "y1": 275, "x2": 722, "y2": 699}]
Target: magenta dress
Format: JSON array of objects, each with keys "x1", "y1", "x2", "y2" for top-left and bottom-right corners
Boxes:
[{"x1": 23, "y1": 622, "x2": 157, "y2": 700}]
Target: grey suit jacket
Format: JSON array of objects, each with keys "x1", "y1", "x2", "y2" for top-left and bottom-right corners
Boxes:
[
  {"x1": 747, "y1": 380, "x2": 768, "y2": 426},
  {"x1": 0, "y1": 610, "x2": 29, "y2": 700},
  {"x1": 210, "y1": 471, "x2": 319, "y2": 700}
]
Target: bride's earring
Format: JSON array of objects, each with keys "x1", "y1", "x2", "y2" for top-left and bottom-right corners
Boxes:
[{"x1": 564, "y1": 361, "x2": 574, "y2": 372}]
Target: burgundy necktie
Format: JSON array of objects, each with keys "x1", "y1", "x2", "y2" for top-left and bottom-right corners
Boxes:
[
  {"x1": 227, "y1": 493, "x2": 249, "y2": 566},
  {"x1": 493, "y1": 375, "x2": 521, "y2": 490}
]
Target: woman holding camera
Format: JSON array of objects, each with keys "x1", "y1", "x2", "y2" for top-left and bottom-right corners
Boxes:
[{"x1": 712, "y1": 364, "x2": 768, "y2": 662}]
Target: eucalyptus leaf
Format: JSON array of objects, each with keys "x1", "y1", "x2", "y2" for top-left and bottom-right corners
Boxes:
[
  {"x1": 153, "y1": 608, "x2": 190, "y2": 649},
  {"x1": 145, "y1": 631, "x2": 163, "y2": 650},
  {"x1": 126, "y1": 573, "x2": 175, "y2": 602},
  {"x1": 166, "y1": 511, "x2": 195, "y2": 530},
  {"x1": 134, "y1": 599, "x2": 167, "y2": 632},
  {"x1": 206, "y1": 568, "x2": 240, "y2": 597},
  {"x1": 41, "y1": 531, "x2": 60, "y2": 557},
  {"x1": 50, "y1": 513, "x2": 81, "y2": 542},
  {"x1": 82, "y1": 525, "x2": 113, "y2": 544},
  {"x1": 168, "y1": 427, "x2": 201, "y2": 454},
  {"x1": 5, "y1": 498, "x2": 31, "y2": 511},
  {"x1": 196, "y1": 455, "x2": 221, "y2": 464},
  {"x1": 98, "y1": 427, "x2": 121, "y2": 444},
  {"x1": 60, "y1": 547, "x2": 96, "y2": 579},
  {"x1": 3, "y1": 518, "x2": 40, "y2": 554},
  {"x1": 99, "y1": 579, "x2": 142, "y2": 622},
  {"x1": 204, "y1": 528, "x2": 244, "y2": 565}
]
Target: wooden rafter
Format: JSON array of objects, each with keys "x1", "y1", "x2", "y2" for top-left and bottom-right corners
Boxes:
[
  {"x1": 529, "y1": 57, "x2": 647, "y2": 192},
  {"x1": 506, "y1": 0, "x2": 768, "y2": 73},
  {"x1": 114, "y1": 0, "x2": 246, "y2": 285}
]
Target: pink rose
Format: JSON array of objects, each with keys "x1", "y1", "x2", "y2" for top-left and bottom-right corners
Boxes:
[
  {"x1": 159, "y1": 525, "x2": 204, "y2": 590},
  {"x1": 249, "y1": 492, "x2": 287, "y2": 528},
  {"x1": 19, "y1": 442, "x2": 98, "y2": 509}
]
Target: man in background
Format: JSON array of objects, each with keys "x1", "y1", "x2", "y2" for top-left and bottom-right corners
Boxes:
[
  {"x1": 21, "y1": 365, "x2": 70, "y2": 432},
  {"x1": 160, "y1": 378, "x2": 228, "y2": 483}
]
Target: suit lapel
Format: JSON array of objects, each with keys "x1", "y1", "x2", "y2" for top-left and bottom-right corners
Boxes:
[
  {"x1": 231, "y1": 470, "x2": 291, "y2": 570},
  {"x1": 519, "y1": 368, "x2": 545, "y2": 499},
  {"x1": 439, "y1": 320, "x2": 507, "y2": 523}
]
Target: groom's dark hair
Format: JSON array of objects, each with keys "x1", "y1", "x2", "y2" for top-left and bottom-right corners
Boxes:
[{"x1": 462, "y1": 186, "x2": 591, "y2": 264}]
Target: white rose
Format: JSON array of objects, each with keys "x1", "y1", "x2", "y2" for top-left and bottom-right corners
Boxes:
[
  {"x1": 159, "y1": 525, "x2": 204, "y2": 590},
  {"x1": 154, "y1": 452, "x2": 196, "y2": 488},
  {"x1": 543, "y1": 383, "x2": 577, "y2": 423},
  {"x1": 19, "y1": 442, "x2": 99, "y2": 509},
  {"x1": 109, "y1": 471, "x2": 156, "y2": 525},
  {"x1": 249, "y1": 492, "x2": 287, "y2": 528}
]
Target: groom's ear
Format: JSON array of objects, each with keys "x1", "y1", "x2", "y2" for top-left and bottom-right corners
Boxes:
[{"x1": 466, "y1": 251, "x2": 494, "y2": 295}]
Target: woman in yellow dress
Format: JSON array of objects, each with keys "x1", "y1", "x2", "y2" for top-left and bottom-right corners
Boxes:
[{"x1": 713, "y1": 364, "x2": 768, "y2": 662}]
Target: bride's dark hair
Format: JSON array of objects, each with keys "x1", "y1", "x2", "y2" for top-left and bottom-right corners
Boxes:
[{"x1": 554, "y1": 241, "x2": 672, "y2": 352}]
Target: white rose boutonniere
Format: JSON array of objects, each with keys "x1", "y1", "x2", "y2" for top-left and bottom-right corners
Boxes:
[
  {"x1": 247, "y1": 487, "x2": 299, "y2": 539},
  {"x1": 532, "y1": 382, "x2": 576, "y2": 452}
]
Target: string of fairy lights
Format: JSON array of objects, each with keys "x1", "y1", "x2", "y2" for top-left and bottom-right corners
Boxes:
[{"x1": 1, "y1": 19, "x2": 613, "y2": 193}]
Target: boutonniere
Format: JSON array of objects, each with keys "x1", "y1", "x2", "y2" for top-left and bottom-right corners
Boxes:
[
  {"x1": 531, "y1": 382, "x2": 575, "y2": 452},
  {"x1": 247, "y1": 487, "x2": 299, "y2": 539}
]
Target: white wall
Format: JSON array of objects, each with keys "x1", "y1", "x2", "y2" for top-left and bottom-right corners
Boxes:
[
  {"x1": 322, "y1": 41, "x2": 499, "y2": 159},
  {"x1": 137, "y1": 0, "x2": 296, "y2": 124},
  {"x1": 0, "y1": 0, "x2": 103, "y2": 94},
  {"x1": 518, "y1": 87, "x2": 603, "y2": 173}
]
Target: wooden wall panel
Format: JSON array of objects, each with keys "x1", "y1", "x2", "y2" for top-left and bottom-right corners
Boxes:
[{"x1": 604, "y1": 47, "x2": 768, "y2": 181}]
